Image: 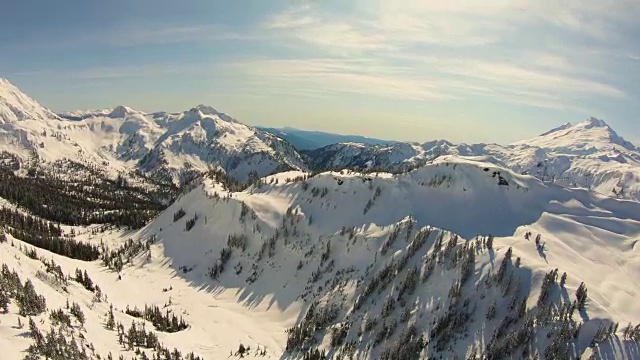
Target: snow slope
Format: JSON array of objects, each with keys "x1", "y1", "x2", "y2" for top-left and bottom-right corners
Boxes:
[
  {"x1": 0, "y1": 79, "x2": 60, "y2": 124},
  {"x1": 0, "y1": 232, "x2": 294, "y2": 359},
  {"x1": 150, "y1": 158, "x2": 640, "y2": 358},
  {"x1": 129, "y1": 158, "x2": 640, "y2": 357},
  {"x1": 57, "y1": 108, "x2": 115, "y2": 121},
  {"x1": 2, "y1": 157, "x2": 640, "y2": 358}
]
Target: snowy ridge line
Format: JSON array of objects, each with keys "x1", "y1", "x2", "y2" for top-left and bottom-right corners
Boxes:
[{"x1": 0, "y1": 79, "x2": 305, "y2": 185}]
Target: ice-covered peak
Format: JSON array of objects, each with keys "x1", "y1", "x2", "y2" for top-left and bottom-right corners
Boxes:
[
  {"x1": 184, "y1": 104, "x2": 237, "y2": 123},
  {"x1": 578, "y1": 117, "x2": 609, "y2": 129},
  {"x1": 516, "y1": 117, "x2": 636, "y2": 153},
  {"x1": 108, "y1": 105, "x2": 141, "y2": 119},
  {"x1": 0, "y1": 78, "x2": 60, "y2": 123},
  {"x1": 421, "y1": 139, "x2": 455, "y2": 149},
  {"x1": 568, "y1": 117, "x2": 636, "y2": 149},
  {"x1": 190, "y1": 104, "x2": 219, "y2": 116}
]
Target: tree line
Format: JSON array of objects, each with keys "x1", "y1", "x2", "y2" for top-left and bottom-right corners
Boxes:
[
  {"x1": 125, "y1": 304, "x2": 189, "y2": 333},
  {"x1": 0, "y1": 162, "x2": 167, "y2": 229},
  {"x1": 0, "y1": 207, "x2": 100, "y2": 261}
]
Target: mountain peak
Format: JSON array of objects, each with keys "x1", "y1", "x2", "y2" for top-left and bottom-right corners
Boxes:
[
  {"x1": 518, "y1": 117, "x2": 636, "y2": 153},
  {"x1": 108, "y1": 105, "x2": 141, "y2": 118},
  {"x1": 0, "y1": 78, "x2": 59, "y2": 123},
  {"x1": 539, "y1": 117, "x2": 613, "y2": 138},
  {"x1": 190, "y1": 104, "x2": 219, "y2": 116},
  {"x1": 579, "y1": 117, "x2": 609, "y2": 129},
  {"x1": 186, "y1": 104, "x2": 237, "y2": 123}
]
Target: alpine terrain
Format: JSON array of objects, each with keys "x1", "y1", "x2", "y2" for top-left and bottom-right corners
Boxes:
[
  {"x1": 303, "y1": 119, "x2": 640, "y2": 203},
  {"x1": 1, "y1": 79, "x2": 640, "y2": 360}
]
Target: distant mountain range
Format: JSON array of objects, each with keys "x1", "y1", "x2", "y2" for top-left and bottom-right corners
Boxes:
[
  {"x1": 304, "y1": 117, "x2": 640, "y2": 200},
  {"x1": 257, "y1": 126, "x2": 393, "y2": 150},
  {"x1": 1, "y1": 77, "x2": 639, "y2": 201}
]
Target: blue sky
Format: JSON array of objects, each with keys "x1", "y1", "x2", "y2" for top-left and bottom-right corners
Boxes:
[{"x1": 2, "y1": 0, "x2": 639, "y2": 144}]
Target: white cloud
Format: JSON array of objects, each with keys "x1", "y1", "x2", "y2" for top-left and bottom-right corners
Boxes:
[
  {"x1": 251, "y1": 1, "x2": 632, "y2": 111},
  {"x1": 263, "y1": 9, "x2": 390, "y2": 54},
  {"x1": 226, "y1": 58, "x2": 451, "y2": 101},
  {"x1": 16, "y1": 0, "x2": 635, "y2": 121},
  {"x1": 436, "y1": 59, "x2": 624, "y2": 98},
  {"x1": 373, "y1": 0, "x2": 640, "y2": 40}
]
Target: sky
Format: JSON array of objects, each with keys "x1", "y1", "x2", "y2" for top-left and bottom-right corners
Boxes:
[{"x1": 1, "y1": 0, "x2": 639, "y2": 144}]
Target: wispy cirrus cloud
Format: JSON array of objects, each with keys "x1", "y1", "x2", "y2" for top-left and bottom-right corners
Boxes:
[
  {"x1": 226, "y1": 58, "x2": 451, "y2": 101},
  {"x1": 431, "y1": 58, "x2": 624, "y2": 98},
  {"x1": 247, "y1": 0, "x2": 635, "y2": 112},
  {"x1": 5, "y1": 0, "x2": 639, "y2": 142}
]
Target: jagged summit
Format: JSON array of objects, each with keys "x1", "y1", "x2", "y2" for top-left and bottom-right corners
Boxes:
[
  {"x1": 0, "y1": 78, "x2": 59, "y2": 123},
  {"x1": 189, "y1": 104, "x2": 219, "y2": 116},
  {"x1": 581, "y1": 116, "x2": 609, "y2": 128},
  {"x1": 186, "y1": 104, "x2": 237, "y2": 123}
]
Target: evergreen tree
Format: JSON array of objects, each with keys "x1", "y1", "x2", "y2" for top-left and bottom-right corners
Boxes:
[
  {"x1": 575, "y1": 282, "x2": 588, "y2": 311},
  {"x1": 83, "y1": 270, "x2": 93, "y2": 290},
  {"x1": 486, "y1": 235, "x2": 494, "y2": 249},
  {"x1": 70, "y1": 302, "x2": 85, "y2": 327},
  {"x1": 0, "y1": 289, "x2": 9, "y2": 313},
  {"x1": 17, "y1": 279, "x2": 46, "y2": 316},
  {"x1": 560, "y1": 272, "x2": 567, "y2": 288}
]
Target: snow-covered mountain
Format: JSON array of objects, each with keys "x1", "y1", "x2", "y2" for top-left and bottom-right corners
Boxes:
[
  {"x1": 306, "y1": 118, "x2": 640, "y2": 201},
  {"x1": 136, "y1": 105, "x2": 306, "y2": 183},
  {"x1": 57, "y1": 108, "x2": 115, "y2": 120},
  {"x1": 0, "y1": 79, "x2": 306, "y2": 183},
  {"x1": 519, "y1": 117, "x2": 638, "y2": 153},
  {"x1": 4, "y1": 78, "x2": 639, "y2": 201},
  {"x1": 0, "y1": 79, "x2": 60, "y2": 124},
  {"x1": 2, "y1": 78, "x2": 640, "y2": 359},
  {"x1": 3, "y1": 157, "x2": 639, "y2": 359}
]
